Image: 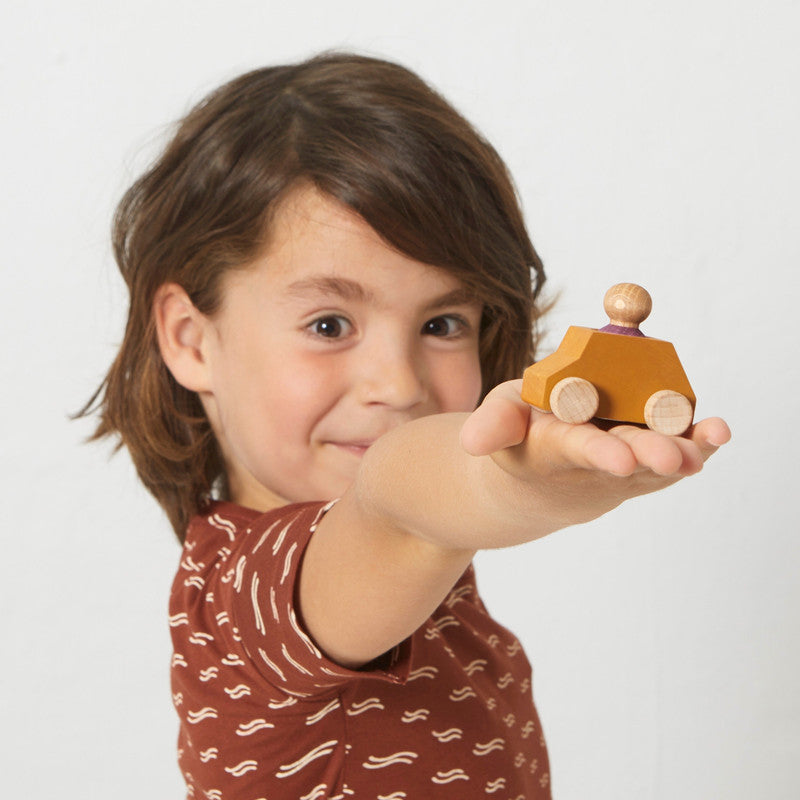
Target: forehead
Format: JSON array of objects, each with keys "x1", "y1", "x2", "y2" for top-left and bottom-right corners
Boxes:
[
  {"x1": 267, "y1": 185, "x2": 385, "y2": 263},
  {"x1": 231, "y1": 185, "x2": 475, "y2": 302}
]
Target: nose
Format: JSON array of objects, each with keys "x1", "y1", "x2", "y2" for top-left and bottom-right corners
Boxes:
[{"x1": 355, "y1": 339, "x2": 428, "y2": 410}]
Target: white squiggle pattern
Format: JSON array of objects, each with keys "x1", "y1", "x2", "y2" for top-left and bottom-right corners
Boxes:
[
  {"x1": 281, "y1": 542, "x2": 298, "y2": 585},
  {"x1": 485, "y1": 777, "x2": 507, "y2": 793},
  {"x1": 464, "y1": 658, "x2": 487, "y2": 676},
  {"x1": 181, "y1": 555, "x2": 204, "y2": 572},
  {"x1": 186, "y1": 707, "x2": 218, "y2": 724},
  {"x1": 449, "y1": 686, "x2": 477, "y2": 702},
  {"x1": 268, "y1": 696, "x2": 297, "y2": 710},
  {"x1": 401, "y1": 709, "x2": 430, "y2": 723},
  {"x1": 473, "y1": 738, "x2": 505, "y2": 756},
  {"x1": 432, "y1": 728, "x2": 463, "y2": 743},
  {"x1": 224, "y1": 684, "x2": 251, "y2": 700},
  {"x1": 258, "y1": 648, "x2": 286, "y2": 682},
  {"x1": 224, "y1": 759, "x2": 258, "y2": 777},
  {"x1": 251, "y1": 573, "x2": 265, "y2": 635},
  {"x1": 289, "y1": 606, "x2": 323, "y2": 659},
  {"x1": 363, "y1": 752, "x2": 418, "y2": 770},
  {"x1": 407, "y1": 666, "x2": 438, "y2": 682},
  {"x1": 272, "y1": 521, "x2": 293, "y2": 556},
  {"x1": 320, "y1": 665, "x2": 352, "y2": 679},
  {"x1": 309, "y1": 499, "x2": 338, "y2": 531},
  {"x1": 306, "y1": 699, "x2": 341, "y2": 726},
  {"x1": 497, "y1": 672, "x2": 515, "y2": 689},
  {"x1": 431, "y1": 615, "x2": 460, "y2": 632},
  {"x1": 233, "y1": 556, "x2": 246, "y2": 593},
  {"x1": 446, "y1": 585, "x2": 472, "y2": 607},
  {"x1": 252, "y1": 518, "x2": 282, "y2": 554},
  {"x1": 276, "y1": 740, "x2": 339, "y2": 779},
  {"x1": 506, "y1": 640, "x2": 523, "y2": 657},
  {"x1": 432, "y1": 768, "x2": 469, "y2": 784},
  {"x1": 270, "y1": 586, "x2": 279, "y2": 622},
  {"x1": 208, "y1": 514, "x2": 236, "y2": 541},
  {"x1": 347, "y1": 697, "x2": 385, "y2": 716},
  {"x1": 281, "y1": 642, "x2": 313, "y2": 677},
  {"x1": 236, "y1": 718, "x2": 275, "y2": 736},
  {"x1": 199, "y1": 666, "x2": 218, "y2": 682},
  {"x1": 300, "y1": 784, "x2": 328, "y2": 800}
]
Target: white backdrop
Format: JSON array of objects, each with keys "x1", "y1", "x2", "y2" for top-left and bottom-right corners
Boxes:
[{"x1": 2, "y1": 1, "x2": 798, "y2": 797}]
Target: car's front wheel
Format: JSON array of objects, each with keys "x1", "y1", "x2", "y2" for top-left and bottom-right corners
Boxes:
[
  {"x1": 549, "y1": 377, "x2": 600, "y2": 424},
  {"x1": 644, "y1": 390, "x2": 693, "y2": 435}
]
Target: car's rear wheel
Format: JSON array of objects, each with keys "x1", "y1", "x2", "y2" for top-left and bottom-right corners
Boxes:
[
  {"x1": 644, "y1": 390, "x2": 693, "y2": 435},
  {"x1": 549, "y1": 377, "x2": 600, "y2": 424}
]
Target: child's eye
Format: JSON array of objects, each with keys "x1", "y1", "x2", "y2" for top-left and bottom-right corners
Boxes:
[
  {"x1": 422, "y1": 315, "x2": 467, "y2": 337},
  {"x1": 308, "y1": 315, "x2": 352, "y2": 339}
]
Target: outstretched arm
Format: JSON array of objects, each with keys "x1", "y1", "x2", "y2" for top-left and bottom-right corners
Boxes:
[{"x1": 299, "y1": 379, "x2": 730, "y2": 667}]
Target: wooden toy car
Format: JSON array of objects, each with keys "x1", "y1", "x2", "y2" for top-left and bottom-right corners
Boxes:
[{"x1": 521, "y1": 283, "x2": 696, "y2": 435}]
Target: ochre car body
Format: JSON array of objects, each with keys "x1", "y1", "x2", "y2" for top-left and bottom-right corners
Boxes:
[{"x1": 521, "y1": 326, "x2": 696, "y2": 426}]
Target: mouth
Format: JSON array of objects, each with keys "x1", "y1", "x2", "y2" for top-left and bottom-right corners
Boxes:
[{"x1": 329, "y1": 441, "x2": 374, "y2": 457}]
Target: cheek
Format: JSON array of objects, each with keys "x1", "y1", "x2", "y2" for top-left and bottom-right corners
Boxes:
[
  {"x1": 435, "y1": 352, "x2": 484, "y2": 412},
  {"x1": 253, "y1": 350, "x2": 345, "y2": 432}
]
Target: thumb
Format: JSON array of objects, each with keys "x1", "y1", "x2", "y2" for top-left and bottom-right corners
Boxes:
[{"x1": 460, "y1": 379, "x2": 532, "y2": 456}]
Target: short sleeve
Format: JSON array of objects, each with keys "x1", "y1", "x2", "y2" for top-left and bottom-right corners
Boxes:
[{"x1": 211, "y1": 501, "x2": 412, "y2": 697}]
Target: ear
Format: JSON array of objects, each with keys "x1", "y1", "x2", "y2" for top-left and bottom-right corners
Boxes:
[{"x1": 153, "y1": 283, "x2": 214, "y2": 393}]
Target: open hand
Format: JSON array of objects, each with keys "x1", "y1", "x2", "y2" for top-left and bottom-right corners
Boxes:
[{"x1": 460, "y1": 379, "x2": 731, "y2": 534}]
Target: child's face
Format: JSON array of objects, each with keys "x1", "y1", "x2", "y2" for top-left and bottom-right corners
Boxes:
[{"x1": 199, "y1": 187, "x2": 484, "y2": 511}]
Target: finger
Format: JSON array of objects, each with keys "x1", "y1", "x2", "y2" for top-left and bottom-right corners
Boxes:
[
  {"x1": 607, "y1": 425, "x2": 688, "y2": 475},
  {"x1": 460, "y1": 379, "x2": 532, "y2": 456},
  {"x1": 608, "y1": 417, "x2": 730, "y2": 476},
  {"x1": 688, "y1": 417, "x2": 732, "y2": 456},
  {"x1": 523, "y1": 414, "x2": 639, "y2": 477}
]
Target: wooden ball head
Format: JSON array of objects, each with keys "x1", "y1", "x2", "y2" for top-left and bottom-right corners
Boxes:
[{"x1": 603, "y1": 283, "x2": 652, "y2": 330}]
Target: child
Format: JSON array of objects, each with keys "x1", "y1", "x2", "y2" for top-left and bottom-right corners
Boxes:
[{"x1": 84, "y1": 52, "x2": 729, "y2": 799}]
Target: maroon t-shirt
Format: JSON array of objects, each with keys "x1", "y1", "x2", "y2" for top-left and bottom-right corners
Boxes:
[{"x1": 170, "y1": 500, "x2": 552, "y2": 798}]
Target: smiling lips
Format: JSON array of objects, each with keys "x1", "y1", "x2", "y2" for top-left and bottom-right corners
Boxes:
[{"x1": 332, "y1": 441, "x2": 374, "y2": 457}]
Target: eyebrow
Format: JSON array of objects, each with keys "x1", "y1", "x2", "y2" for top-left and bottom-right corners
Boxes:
[
  {"x1": 286, "y1": 276, "x2": 375, "y2": 304},
  {"x1": 285, "y1": 275, "x2": 480, "y2": 311}
]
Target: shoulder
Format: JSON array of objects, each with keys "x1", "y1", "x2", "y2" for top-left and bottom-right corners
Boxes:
[{"x1": 185, "y1": 499, "x2": 336, "y2": 553}]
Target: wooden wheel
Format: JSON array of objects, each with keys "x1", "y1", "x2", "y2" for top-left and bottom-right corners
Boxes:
[
  {"x1": 644, "y1": 390, "x2": 693, "y2": 435},
  {"x1": 549, "y1": 377, "x2": 599, "y2": 424}
]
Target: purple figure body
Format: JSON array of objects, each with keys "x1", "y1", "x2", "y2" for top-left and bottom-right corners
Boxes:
[{"x1": 599, "y1": 324, "x2": 645, "y2": 337}]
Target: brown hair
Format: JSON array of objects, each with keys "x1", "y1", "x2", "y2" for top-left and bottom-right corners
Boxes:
[{"x1": 81, "y1": 51, "x2": 547, "y2": 540}]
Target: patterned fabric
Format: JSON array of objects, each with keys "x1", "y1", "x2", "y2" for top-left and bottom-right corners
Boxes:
[{"x1": 170, "y1": 500, "x2": 552, "y2": 799}]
